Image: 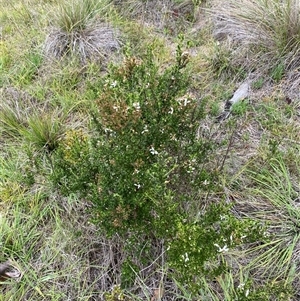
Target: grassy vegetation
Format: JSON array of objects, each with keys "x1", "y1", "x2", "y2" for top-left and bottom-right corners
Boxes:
[{"x1": 1, "y1": 0, "x2": 300, "y2": 300}]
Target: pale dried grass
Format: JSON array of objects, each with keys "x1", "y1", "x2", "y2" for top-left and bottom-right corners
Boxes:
[
  {"x1": 209, "y1": 2, "x2": 294, "y2": 74},
  {"x1": 113, "y1": 0, "x2": 197, "y2": 35},
  {"x1": 44, "y1": 24, "x2": 121, "y2": 64}
]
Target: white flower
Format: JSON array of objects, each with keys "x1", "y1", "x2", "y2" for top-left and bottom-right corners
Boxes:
[
  {"x1": 134, "y1": 183, "x2": 141, "y2": 189},
  {"x1": 245, "y1": 289, "x2": 250, "y2": 297},
  {"x1": 104, "y1": 128, "x2": 113, "y2": 133},
  {"x1": 181, "y1": 253, "x2": 189, "y2": 262},
  {"x1": 187, "y1": 166, "x2": 195, "y2": 174},
  {"x1": 214, "y1": 243, "x2": 229, "y2": 253},
  {"x1": 149, "y1": 146, "x2": 158, "y2": 155},
  {"x1": 238, "y1": 283, "x2": 245, "y2": 290},
  {"x1": 168, "y1": 107, "x2": 174, "y2": 114},
  {"x1": 184, "y1": 98, "x2": 191, "y2": 106},
  {"x1": 132, "y1": 102, "x2": 140, "y2": 110},
  {"x1": 203, "y1": 179, "x2": 209, "y2": 186},
  {"x1": 110, "y1": 80, "x2": 117, "y2": 88},
  {"x1": 133, "y1": 169, "x2": 140, "y2": 174},
  {"x1": 142, "y1": 125, "x2": 149, "y2": 134}
]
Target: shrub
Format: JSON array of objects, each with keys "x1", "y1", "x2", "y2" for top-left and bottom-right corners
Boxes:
[
  {"x1": 52, "y1": 44, "x2": 263, "y2": 291},
  {"x1": 53, "y1": 45, "x2": 210, "y2": 234}
]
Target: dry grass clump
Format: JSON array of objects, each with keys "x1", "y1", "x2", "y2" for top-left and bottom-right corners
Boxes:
[
  {"x1": 44, "y1": 0, "x2": 121, "y2": 64},
  {"x1": 113, "y1": 0, "x2": 198, "y2": 35},
  {"x1": 0, "y1": 87, "x2": 47, "y2": 139},
  {"x1": 231, "y1": 155, "x2": 300, "y2": 295},
  {"x1": 211, "y1": 0, "x2": 300, "y2": 78},
  {"x1": 0, "y1": 87, "x2": 72, "y2": 152}
]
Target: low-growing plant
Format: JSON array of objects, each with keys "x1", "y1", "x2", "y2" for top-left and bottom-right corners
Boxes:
[
  {"x1": 12, "y1": 50, "x2": 44, "y2": 86},
  {"x1": 199, "y1": 269, "x2": 293, "y2": 301},
  {"x1": 21, "y1": 111, "x2": 66, "y2": 152},
  {"x1": 0, "y1": 147, "x2": 36, "y2": 192},
  {"x1": 252, "y1": 78, "x2": 264, "y2": 90},
  {"x1": 0, "y1": 100, "x2": 28, "y2": 140},
  {"x1": 0, "y1": 41, "x2": 12, "y2": 71},
  {"x1": 231, "y1": 99, "x2": 249, "y2": 116},
  {"x1": 167, "y1": 201, "x2": 264, "y2": 292},
  {"x1": 0, "y1": 96, "x2": 67, "y2": 152},
  {"x1": 255, "y1": 101, "x2": 299, "y2": 140},
  {"x1": 104, "y1": 285, "x2": 132, "y2": 301},
  {"x1": 209, "y1": 41, "x2": 244, "y2": 79},
  {"x1": 270, "y1": 61, "x2": 285, "y2": 82}
]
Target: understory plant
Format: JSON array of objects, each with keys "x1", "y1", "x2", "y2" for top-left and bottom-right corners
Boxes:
[{"x1": 52, "y1": 44, "x2": 263, "y2": 291}]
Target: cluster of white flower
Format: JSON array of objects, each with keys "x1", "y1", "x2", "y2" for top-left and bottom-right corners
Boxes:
[
  {"x1": 238, "y1": 283, "x2": 250, "y2": 297},
  {"x1": 149, "y1": 146, "x2": 158, "y2": 155},
  {"x1": 214, "y1": 243, "x2": 229, "y2": 253},
  {"x1": 133, "y1": 168, "x2": 140, "y2": 175},
  {"x1": 104, "y1": 128, "x2": 114, "y2": 134},
  {"x1": 202, "y1": 179, "x2": 210, "y2": 186},
  {"x1": 132, "y1": 102, "x2": 140, "y2": 111},
  {"x1": 186, "y1": 158, "x2": 196, "y2": 174},
  {"x1": 220, "y1": 214, "x2": 227, "y2": 220},
  {"x1": 181, "y1": 252, "x2": 189, "y2": 263},
  {"x1": 104, "y1": 79, "x2": 118, "y2": 88},
  {"x1": 142, "y1": 125, "x2": 149, "y2": 134},
  {"x1": 134, "y1": 183, "x2": 141, "y2": 189},
  {"x1": 177, "y1": 97, "x2": 191, "y2": 108},
  {"x1": 110, "y1": 80, "x2": 118, "y2": 88}
]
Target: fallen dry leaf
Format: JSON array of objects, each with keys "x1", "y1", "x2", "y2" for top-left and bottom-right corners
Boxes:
[
  {"x1": 151, "y1": 284, "x2": 164, "y2": 301},
  {"x1": 0, "y1": 261, "x2": 22, "y2": 282}
]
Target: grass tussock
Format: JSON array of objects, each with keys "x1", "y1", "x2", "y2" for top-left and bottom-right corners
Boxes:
[
  {"x1": 211, "y1": 0, "x2": 300, "y2": 78},
  {"x1": 44, "y1": 0, "x2": 121, "y2": 64},
  {"x1": 113, "y1": 0, "x2": 200, "y2": 36}
]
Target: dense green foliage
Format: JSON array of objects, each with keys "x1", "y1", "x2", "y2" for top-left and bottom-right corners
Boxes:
[{"x1": 51, "y1": 45, "x2": 264, "y2": 292}]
